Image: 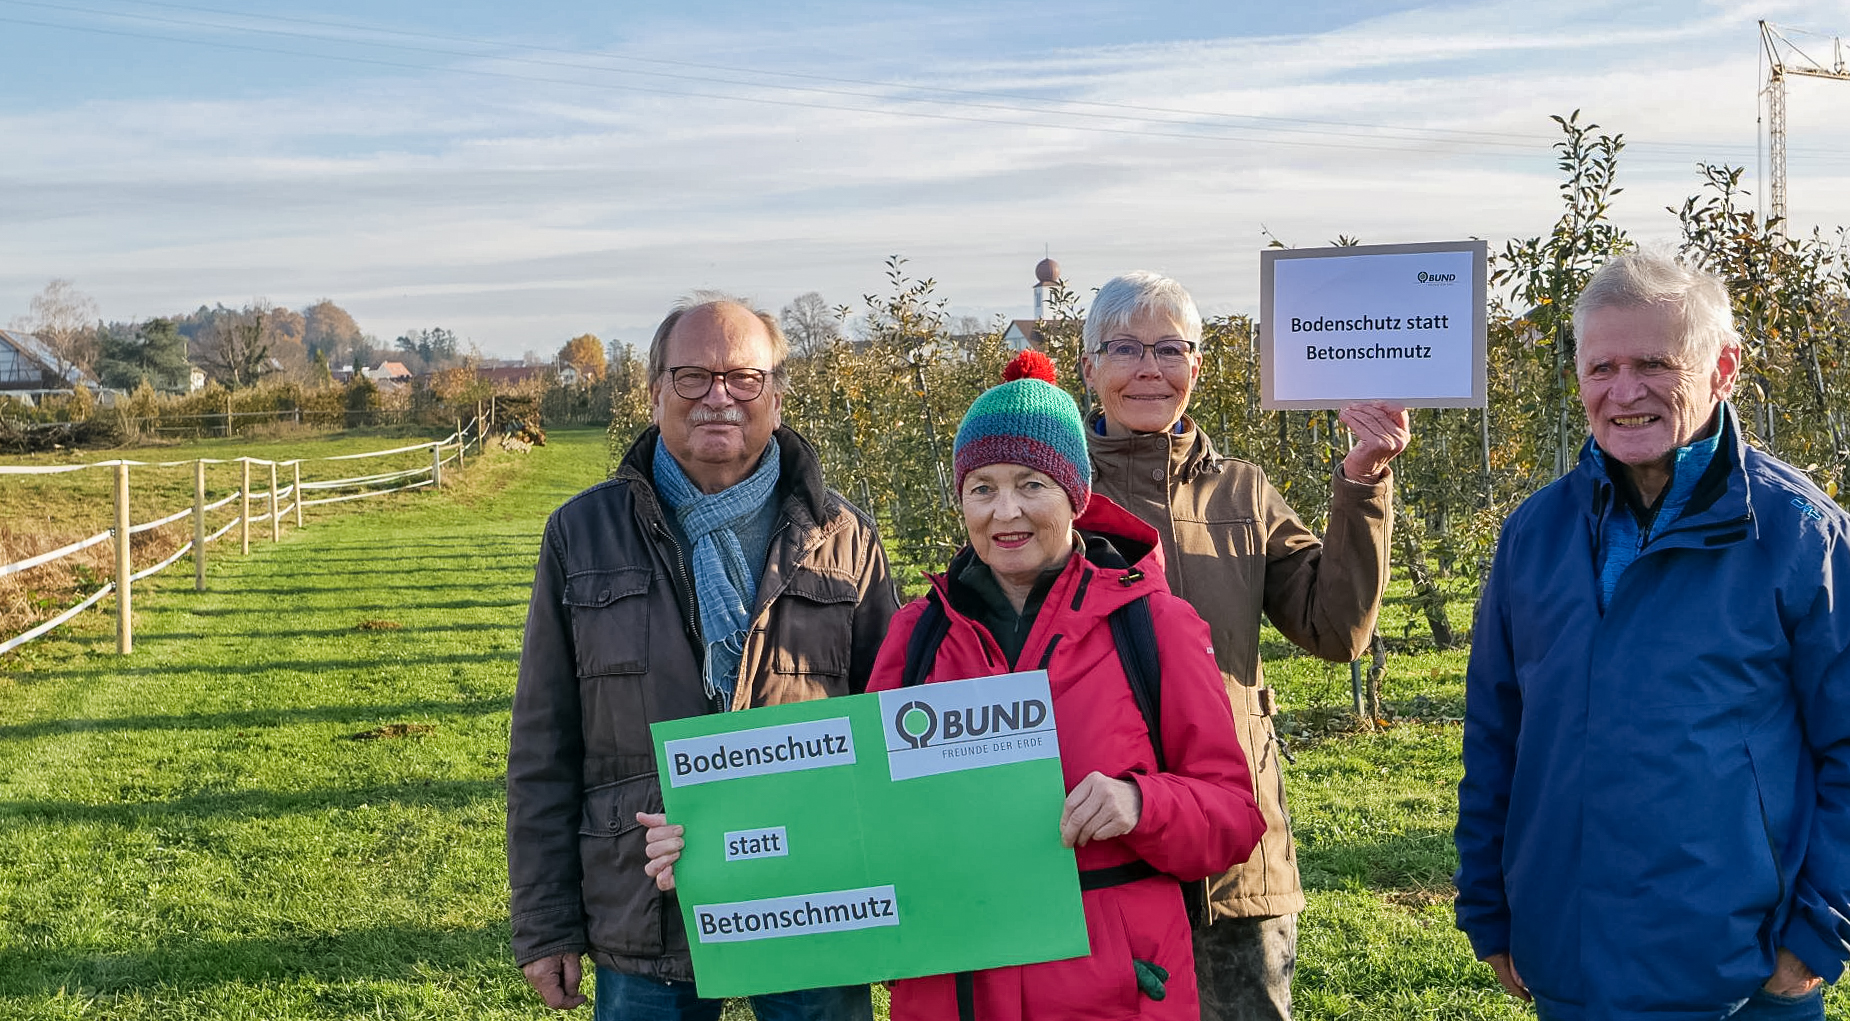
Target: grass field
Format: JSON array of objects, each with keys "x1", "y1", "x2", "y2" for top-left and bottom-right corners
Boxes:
[
  {"x1": 1, "y1": 429, "x2": 569, "y2": 1020},
  {"x1": 2, "y1": 426, "x2": 1842, "y2": 1019}
]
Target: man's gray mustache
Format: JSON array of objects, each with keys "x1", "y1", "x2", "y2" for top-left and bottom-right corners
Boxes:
[{"x1": 689, "y1": 409, "x2": 746, "y2": 425}]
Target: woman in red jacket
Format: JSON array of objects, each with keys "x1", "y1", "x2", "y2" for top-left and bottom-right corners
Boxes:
[
  {"x1": 644, "y1": 353, "x2": 1263, "y2": 1019},
  {"x1": 871, "y1": 353, "x2": 1264, "y2": 1019}
]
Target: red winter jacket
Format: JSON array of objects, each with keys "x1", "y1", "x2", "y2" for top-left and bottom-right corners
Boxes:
[{"x1": 867, "y1": 495, "x2": 1264, "y2": 1020}]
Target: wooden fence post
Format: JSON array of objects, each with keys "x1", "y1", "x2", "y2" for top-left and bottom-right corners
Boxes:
[
  {"x1": 431, "y1": 443, "x2": 442, "y2": 491},
  {"x1": 456, "y1": 419, "x2": 465, "y2": 471},
  {"x1": 240, "y1": 459, "x2": 250, "y2": 555},
  {"x1": 193, "y1": 459, "x2": 206, "y2": 592},
  {"x1": 270, "y1": 462, "x2": 280, "y2": 542},
  {"x1": 293, "y1": 462, "x2": 303, "y2": 528},
  {"x1": 115, "y1": 461, "x2": 132, "y2": 654}
]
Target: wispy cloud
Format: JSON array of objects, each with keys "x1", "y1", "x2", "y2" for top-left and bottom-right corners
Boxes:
[{"x1": 0, "y1": 0, "x2": 1846, "y2": 351}]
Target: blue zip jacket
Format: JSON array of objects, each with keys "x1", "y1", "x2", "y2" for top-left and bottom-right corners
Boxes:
[{"x1": 1455, "y1": 406, "x2": 1850, "y2": 1020}]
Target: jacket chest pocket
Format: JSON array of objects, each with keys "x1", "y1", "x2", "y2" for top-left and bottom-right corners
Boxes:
[
  {"x1": 765, "y1": 572, "x2": 856, "y2": 697},
  {"x1": 564, "y1": 567, "x2": 654, "y2": 678},
  {"x1": 1172, "y1": 515, "x2": 1264, "y2": 608},
  {"x1": 1174, "y1": 513, "x2": 1261, "y2": 559}
]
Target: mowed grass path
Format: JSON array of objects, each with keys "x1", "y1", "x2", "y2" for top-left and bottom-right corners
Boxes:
[{"x1": 0, "y1": 428, "x2": 608, "y2": 1020}]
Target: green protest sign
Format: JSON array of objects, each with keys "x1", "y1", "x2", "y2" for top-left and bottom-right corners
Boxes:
[{"x1": 650, "y1": 669, "x2": 1088, "y2": 998}]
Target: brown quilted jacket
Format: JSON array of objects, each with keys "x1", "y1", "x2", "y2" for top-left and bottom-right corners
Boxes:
[
  {"x1": 506, "y1": 426, "x2": 898, "y2": 979},
  {"x1": 1087, "y1": 415, "x2": 1391, "y2": 919}
]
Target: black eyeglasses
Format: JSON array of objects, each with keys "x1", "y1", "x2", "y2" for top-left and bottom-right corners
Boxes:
[
  {"x1": 1093, "y1": 339, "x2": 1197, "y2": 366},
  {"x1": 664, "y1": 366, "x2": 774, "y2": 402}
]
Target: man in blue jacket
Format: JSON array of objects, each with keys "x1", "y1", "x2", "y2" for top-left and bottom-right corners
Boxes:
[{"x1": 1455, "y1": 252, "x2": 1850, "y2": 1020}]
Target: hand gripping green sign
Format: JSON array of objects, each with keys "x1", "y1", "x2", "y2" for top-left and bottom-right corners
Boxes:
[{"x1": 650, "y1": 669, "x2": 1089, "y2": 998}]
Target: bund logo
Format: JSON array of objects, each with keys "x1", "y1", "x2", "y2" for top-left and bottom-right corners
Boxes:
[
  {"x1": 878, "y1": 672, "x2": 1059, "y2": 781},
  {"x1": 895, "y1": 701, "x2": 937, "y2": 748},
  {"x1": 1417, "y1": 271, "x2": 1458, "y2": 284}
]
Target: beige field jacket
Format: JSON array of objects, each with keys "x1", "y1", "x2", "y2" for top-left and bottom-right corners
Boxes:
[{"x1": 1088, "y1": 414, "x2": 1391, "y2": 919}]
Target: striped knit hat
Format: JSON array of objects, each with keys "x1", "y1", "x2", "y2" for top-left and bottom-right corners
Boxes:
[{"x1": 953, "y1": 351, "x2": 1091, "y2": 513}]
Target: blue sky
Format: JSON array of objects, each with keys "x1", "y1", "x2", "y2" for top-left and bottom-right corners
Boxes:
[{"x1": 3, "y1": 0, "x2": 1847, "y2": 358}]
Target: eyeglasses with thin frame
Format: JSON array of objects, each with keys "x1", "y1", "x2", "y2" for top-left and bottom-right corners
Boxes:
[
  {"x1": 664, "y1": 366, "x2": 774, "y2": 402},
  {"x1": 1093, "y1": 339, "x2": 1197, "y2": 366}
]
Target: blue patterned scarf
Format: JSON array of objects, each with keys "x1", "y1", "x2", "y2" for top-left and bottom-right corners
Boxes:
[{"x1": 652, "y1": 436, "x2": 782, "y2": 708}]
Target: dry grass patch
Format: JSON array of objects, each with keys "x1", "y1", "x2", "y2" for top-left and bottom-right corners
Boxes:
[
  {"x1": 1383, "y1": 886, "x2": 1455, "y2": 912},
  {"x1": 0, "y1": 524, "x2": 187, "y2": 639}
]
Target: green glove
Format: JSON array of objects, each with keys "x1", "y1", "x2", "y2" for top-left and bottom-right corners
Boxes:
[{"x1": 1133, "y1": 958, "x2": 1170, "y2": 1001}]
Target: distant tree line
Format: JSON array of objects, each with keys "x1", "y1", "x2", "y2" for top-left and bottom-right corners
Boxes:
[
  {"x1": 5, "y1": 289, "x2": 500, "y2": 394},
  {"x1": 8, "y1": 284, "x2": 651, "y2": 399},
  {"x1": 4, "y1": 289, "x2": 644, "y2": 448}
]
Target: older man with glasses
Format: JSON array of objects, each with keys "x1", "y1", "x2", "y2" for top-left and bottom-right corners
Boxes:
[
  {"x1": 508, "y1": 293, "x2": 898, "y2": 1020},
  {"x1": 1081, "y1": 271, "x2": 1411, "y2": 1021},
  {"x1": 1456, "y1": 253, "x2": 1850, "y2": 1020}
]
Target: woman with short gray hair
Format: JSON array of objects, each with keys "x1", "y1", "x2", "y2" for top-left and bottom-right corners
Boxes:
[{"x1": 1081, "y1": 270, "x2": 1411, "y2": 1021}]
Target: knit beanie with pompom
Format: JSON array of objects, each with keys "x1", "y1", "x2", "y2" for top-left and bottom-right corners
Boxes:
[{"x1": 952, "y1": 350, "x2": 1091, "y2": 513}]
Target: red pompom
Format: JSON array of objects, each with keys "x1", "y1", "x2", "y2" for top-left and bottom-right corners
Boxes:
[{"x1": 1002, "y1": 350, "x2": 1058, "y2": 384}]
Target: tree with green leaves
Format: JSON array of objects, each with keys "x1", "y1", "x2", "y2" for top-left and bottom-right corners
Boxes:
[
  {"x1": 394, "y1": 327, "x2": 462, "y2": 373},
  {"x1": 609, "y1": 112, "x2": 1850, "y2": 647},
  {"x1": 1673, "y1": 163, "x2": 1850, "y2": 497},
  {"x1": 95, "y1": 317, "x2": 190, "y2": 393}
]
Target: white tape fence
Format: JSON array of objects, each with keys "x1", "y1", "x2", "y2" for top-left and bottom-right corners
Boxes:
[{"x1": 1, "y1": 410, "x2": 492, "y2": 656}]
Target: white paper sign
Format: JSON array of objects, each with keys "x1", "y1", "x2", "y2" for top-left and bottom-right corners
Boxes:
[
  {"x1": 663, "y1": 717, "x2": 857, "y2": 788},
  {"x1": 724, "y1": 826, "x2": 790, "y2": 861},
  {"x1": 1261, "y1": 241, "x2": 1487, "y2": 408},
  {"x1": 691, "y1": 885, "x2": 901, "y2": 943}
]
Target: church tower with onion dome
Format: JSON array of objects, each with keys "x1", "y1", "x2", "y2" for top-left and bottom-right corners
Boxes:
[
  {"x1": 1032, "y1": 257, "x2": 1062, "y2": 319},
  {"x1": 1004, "y1": 254, "x2": 1068, "y2": 351}
]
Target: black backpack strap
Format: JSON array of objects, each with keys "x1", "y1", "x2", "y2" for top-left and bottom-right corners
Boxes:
[
  {"x1": 1108, "y1": 592, "x2": 1213, "y2": 929},
  {"x1": 1109, "y1": 594, "x2": 1165, "y2": 772},
  {"x1": 1080, "y1": 530, "x2": 1164, "y2": 771},
  {"x1": 1079, "y1": 859, "x2": 1162, "y2": 890},
  {"x1": 901, "y1": 591, "x2": 952, "y2": 689},
  {"x1": 955, "y1": 971, "x2": 976, "y2": 1020}
]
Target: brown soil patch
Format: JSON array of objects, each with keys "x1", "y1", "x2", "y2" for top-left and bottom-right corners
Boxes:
[{"x1": 347, "y1": 723, "x2": 435, "y2": 740}]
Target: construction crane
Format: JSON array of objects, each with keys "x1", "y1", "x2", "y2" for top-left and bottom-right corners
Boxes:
[{"x1": 1760, "y1": 20, "x2": 1849, "y2": 232}]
